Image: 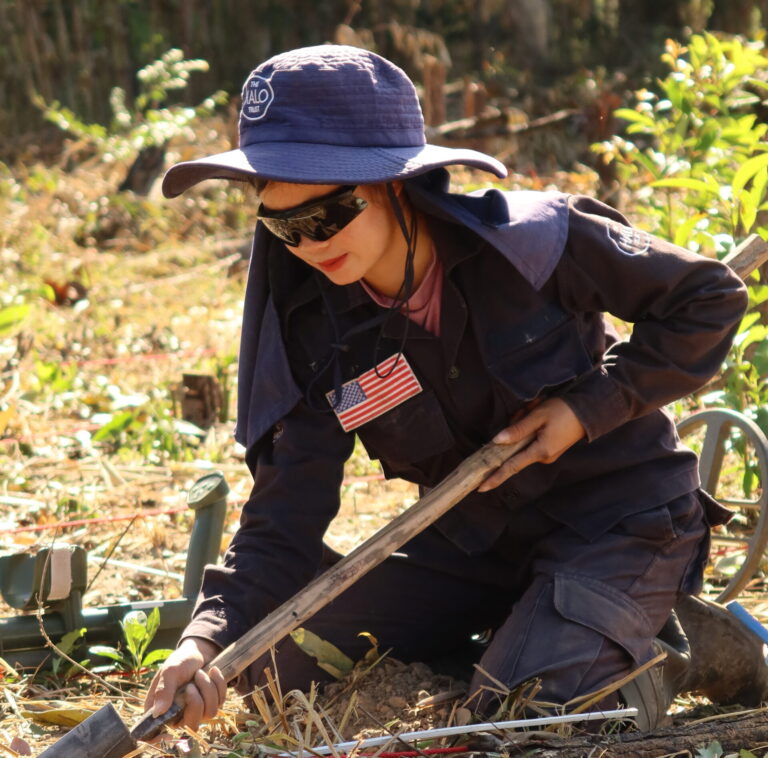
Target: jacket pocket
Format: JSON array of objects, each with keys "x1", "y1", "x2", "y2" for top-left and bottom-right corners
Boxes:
[
  {"x1": 553, "y1": 572, "x2": 655, "y2": 665},
  {"x1": 356, "y1": 389, "x2": 456, "y2": 466},
  {"x1": 610, "y1": 504, "x2": 678, "y2": 543},
  {"x1": 486, "y1": 304, "x2": 594, "y2": 402}
]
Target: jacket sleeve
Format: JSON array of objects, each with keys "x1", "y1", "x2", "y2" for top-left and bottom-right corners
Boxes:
[
  {"x1": 555, "y1": 195, "x2": 749, "y2": 441},
  {"x1": 181, "y1": 399, "x2": 355, "y2": 649}
]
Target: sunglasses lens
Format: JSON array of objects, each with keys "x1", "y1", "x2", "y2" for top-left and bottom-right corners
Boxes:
[
  {"x1": 258, "y1": 189, "x2": 367, "y2": 246},
  {"x1": 260, "y1": 218, "x2": 305, "y2": 247}
]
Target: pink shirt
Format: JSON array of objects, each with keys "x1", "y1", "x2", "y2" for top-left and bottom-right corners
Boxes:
[{"x1": 361, "y1": 251, "x2": 443, "y2": 336}]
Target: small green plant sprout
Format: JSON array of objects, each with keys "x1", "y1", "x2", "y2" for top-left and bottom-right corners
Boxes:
[
  {"x1": 0, "y1": 303, "x2": 30, "y2": 337},
  {"x1": 88, "y1": 607, "x2": 172, "y2": 674},
  {"x1": 34, "y1": 48, "x2": 227, "y2": 170},
  {"x1": 51, "y1": 627, "x2": 89, "y2": 680}
]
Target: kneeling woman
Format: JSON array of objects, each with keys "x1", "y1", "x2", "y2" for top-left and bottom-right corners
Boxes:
[{"x1": 145, "y1": 44, "x2": 747, "y2": 730}]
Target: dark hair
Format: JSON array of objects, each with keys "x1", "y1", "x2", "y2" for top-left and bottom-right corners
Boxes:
[{"x1": 246, "y1": 177, "x2": 268, "y2": 194}]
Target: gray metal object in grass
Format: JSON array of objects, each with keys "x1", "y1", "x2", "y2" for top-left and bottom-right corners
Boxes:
[
  {"x1": 676, "y1": 408, "x2": 768, "y2": 603},
  {"x1": 0, "y1": 471, "x2": 228, "y2": 669},
  {"x1": 37, "y1": 703, "x2": 137, "y2": 758}
]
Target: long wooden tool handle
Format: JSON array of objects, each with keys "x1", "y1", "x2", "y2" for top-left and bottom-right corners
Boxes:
[
  {"x1": 207, "y1": 435, "x2": 532, "y2": 682},
  {"x1": 723, "y1": 233, "x2": 768, "y2": 280}
]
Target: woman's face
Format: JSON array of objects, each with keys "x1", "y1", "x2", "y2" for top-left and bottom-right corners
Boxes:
[{"x1": 258, "y1": 182, "x2": 409, "y2": 296}]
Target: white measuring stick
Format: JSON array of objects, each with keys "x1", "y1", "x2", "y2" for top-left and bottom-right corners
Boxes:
[{"x1": 291, "y1": 707, "x2": 638, "y2": 755}]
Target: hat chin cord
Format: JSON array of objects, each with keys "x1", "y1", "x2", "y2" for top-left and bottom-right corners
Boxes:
[
  {"x1": 370, "y1": 183, "x2": 419, "y2": 379},
  {"x1": 303, "y1": 183, "x2": 419, "y2": 411}
]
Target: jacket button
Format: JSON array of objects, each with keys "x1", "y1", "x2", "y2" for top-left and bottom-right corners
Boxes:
[{"x1": 447, "y1": 365, "x2": 460, "y2": 380}]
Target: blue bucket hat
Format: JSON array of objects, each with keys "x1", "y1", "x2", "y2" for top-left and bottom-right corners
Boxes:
[{"x1": 162, "y1": 44, "x2": 507, "y2": 198}]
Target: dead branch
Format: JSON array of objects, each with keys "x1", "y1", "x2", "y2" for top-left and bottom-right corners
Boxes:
[
  {"x1": 502, "y1": 708, "x2": 768, "y2": 757},
  {"x1": 425, "y1": 108, "x2": 575, "y2": 140}
]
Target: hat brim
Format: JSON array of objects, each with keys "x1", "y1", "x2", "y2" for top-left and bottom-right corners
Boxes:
[{"x1": 161, "y1": 142, "x2": 507, "y2": 198}]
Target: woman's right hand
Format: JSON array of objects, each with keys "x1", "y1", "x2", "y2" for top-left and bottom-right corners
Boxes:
[{"x1": 144, "y1": 637, "x2": 227, "y2": 731}]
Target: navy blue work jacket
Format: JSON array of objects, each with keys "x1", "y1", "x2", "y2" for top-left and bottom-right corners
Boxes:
[{"x1": 185, "y1": 169, "x2": 747, "y2": 649}]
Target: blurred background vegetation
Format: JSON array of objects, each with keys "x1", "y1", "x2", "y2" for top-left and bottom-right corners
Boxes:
[{"x1": 2, "y1": 0, "x2": 768, "y2": 160}]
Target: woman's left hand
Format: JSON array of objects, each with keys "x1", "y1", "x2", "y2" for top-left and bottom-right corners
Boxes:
[{"x1": 477, "y1": 398, "x2": 586, "y2": 492}]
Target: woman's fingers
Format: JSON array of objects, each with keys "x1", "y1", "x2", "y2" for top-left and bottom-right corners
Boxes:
[
  {"x1": 145, "y1": 637, "x2": 224, "y2": 728},
  {"x1": 149, "y1": 653, "x2": 197, "y2": 716},
  {"x1": 194, "y1": 668, "x2": 223, "y2": 721},
  {"x1": 210, "y1": 665, "x2": 228, "y2": 704},
  {"x1": 478, "y1": 398, "x2": 586, "y2": 491},
  {"x1": 478, "y1": 438, "x2": 545, "y2": 491},
  {"x1": 182, "y1": 681, "x2": 205, "y2": 731}
]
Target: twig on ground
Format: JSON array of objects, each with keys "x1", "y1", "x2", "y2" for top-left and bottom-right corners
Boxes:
[{"x1": 85, "y1": 514, "x2": 137, "y2": 592}]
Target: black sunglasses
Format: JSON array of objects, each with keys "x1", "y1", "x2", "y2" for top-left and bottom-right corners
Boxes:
[{"x1": 256, "y1": 185, "x2": 368, "y2": 247}]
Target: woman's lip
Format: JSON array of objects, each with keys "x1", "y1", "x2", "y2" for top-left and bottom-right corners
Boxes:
[{"x1": 318, "y1": 253, "x2": 347, "y2": 272}]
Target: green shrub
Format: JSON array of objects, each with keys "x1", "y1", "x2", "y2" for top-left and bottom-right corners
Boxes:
[
  {"x1": 594, "y1": 32, "x2": 768, "y2": 429},
  {"x1": 35, "y1": 48, "x2": 227, "y2": 166}
]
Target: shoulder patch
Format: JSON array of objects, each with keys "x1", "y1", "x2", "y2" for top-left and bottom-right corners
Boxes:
[{"x1": 607, "y1": 222, "x2": 651, "y2": 254}]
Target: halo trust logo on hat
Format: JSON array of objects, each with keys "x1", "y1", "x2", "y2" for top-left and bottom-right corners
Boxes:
[{"x1": 241, "y1": 73, "x2": 274, "y2": 122}]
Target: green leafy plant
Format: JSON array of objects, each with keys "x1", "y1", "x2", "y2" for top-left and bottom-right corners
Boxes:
[
  {"x1": 92, "y1": 401, "x2": 202, "y2": 463},
  {"x1": 593, "y1": 32, "x2": 768, "y2": 251},
  {"x1": 723, "y1": 295, "x2": 768, "y2": 412},
  {"x1": 593, "y1": 31, "x2": 768, "y2": 431},
  {"x1": 89, "y1": 607, "x2": 172, "y2": 674},
  {"x1": 32, "y1": 360, "x2": 80, "y2": 396},
  {"x1": 0, "y1": 303, "x2": 30, "y2": 337},
  {"x1": 35, "y1": 48, "x2": 227, "y2": 165}
]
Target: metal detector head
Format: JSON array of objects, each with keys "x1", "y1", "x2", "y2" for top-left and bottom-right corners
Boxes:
[{"x1": 37, "y1": 702, "x2": 136, "y2": 758}]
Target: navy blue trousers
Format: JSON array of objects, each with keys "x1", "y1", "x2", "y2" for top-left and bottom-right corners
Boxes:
[{"x1": 242, "y1": 491, "x2": 707, "y2": 713}]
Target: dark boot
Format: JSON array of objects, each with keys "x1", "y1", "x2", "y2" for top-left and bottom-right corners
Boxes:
[{"x1": 619, "y1": 611, "x2": 691, "y2": 730}]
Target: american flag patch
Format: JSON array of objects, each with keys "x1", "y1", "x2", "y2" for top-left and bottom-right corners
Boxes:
[{"x1": 326, "y1": 354, "x2": 422, "y2": 432}]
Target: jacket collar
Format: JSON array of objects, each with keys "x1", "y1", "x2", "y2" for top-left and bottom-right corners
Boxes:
[{"x1": 405, "y1": 169, "x2": 569, "y2": 290}]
